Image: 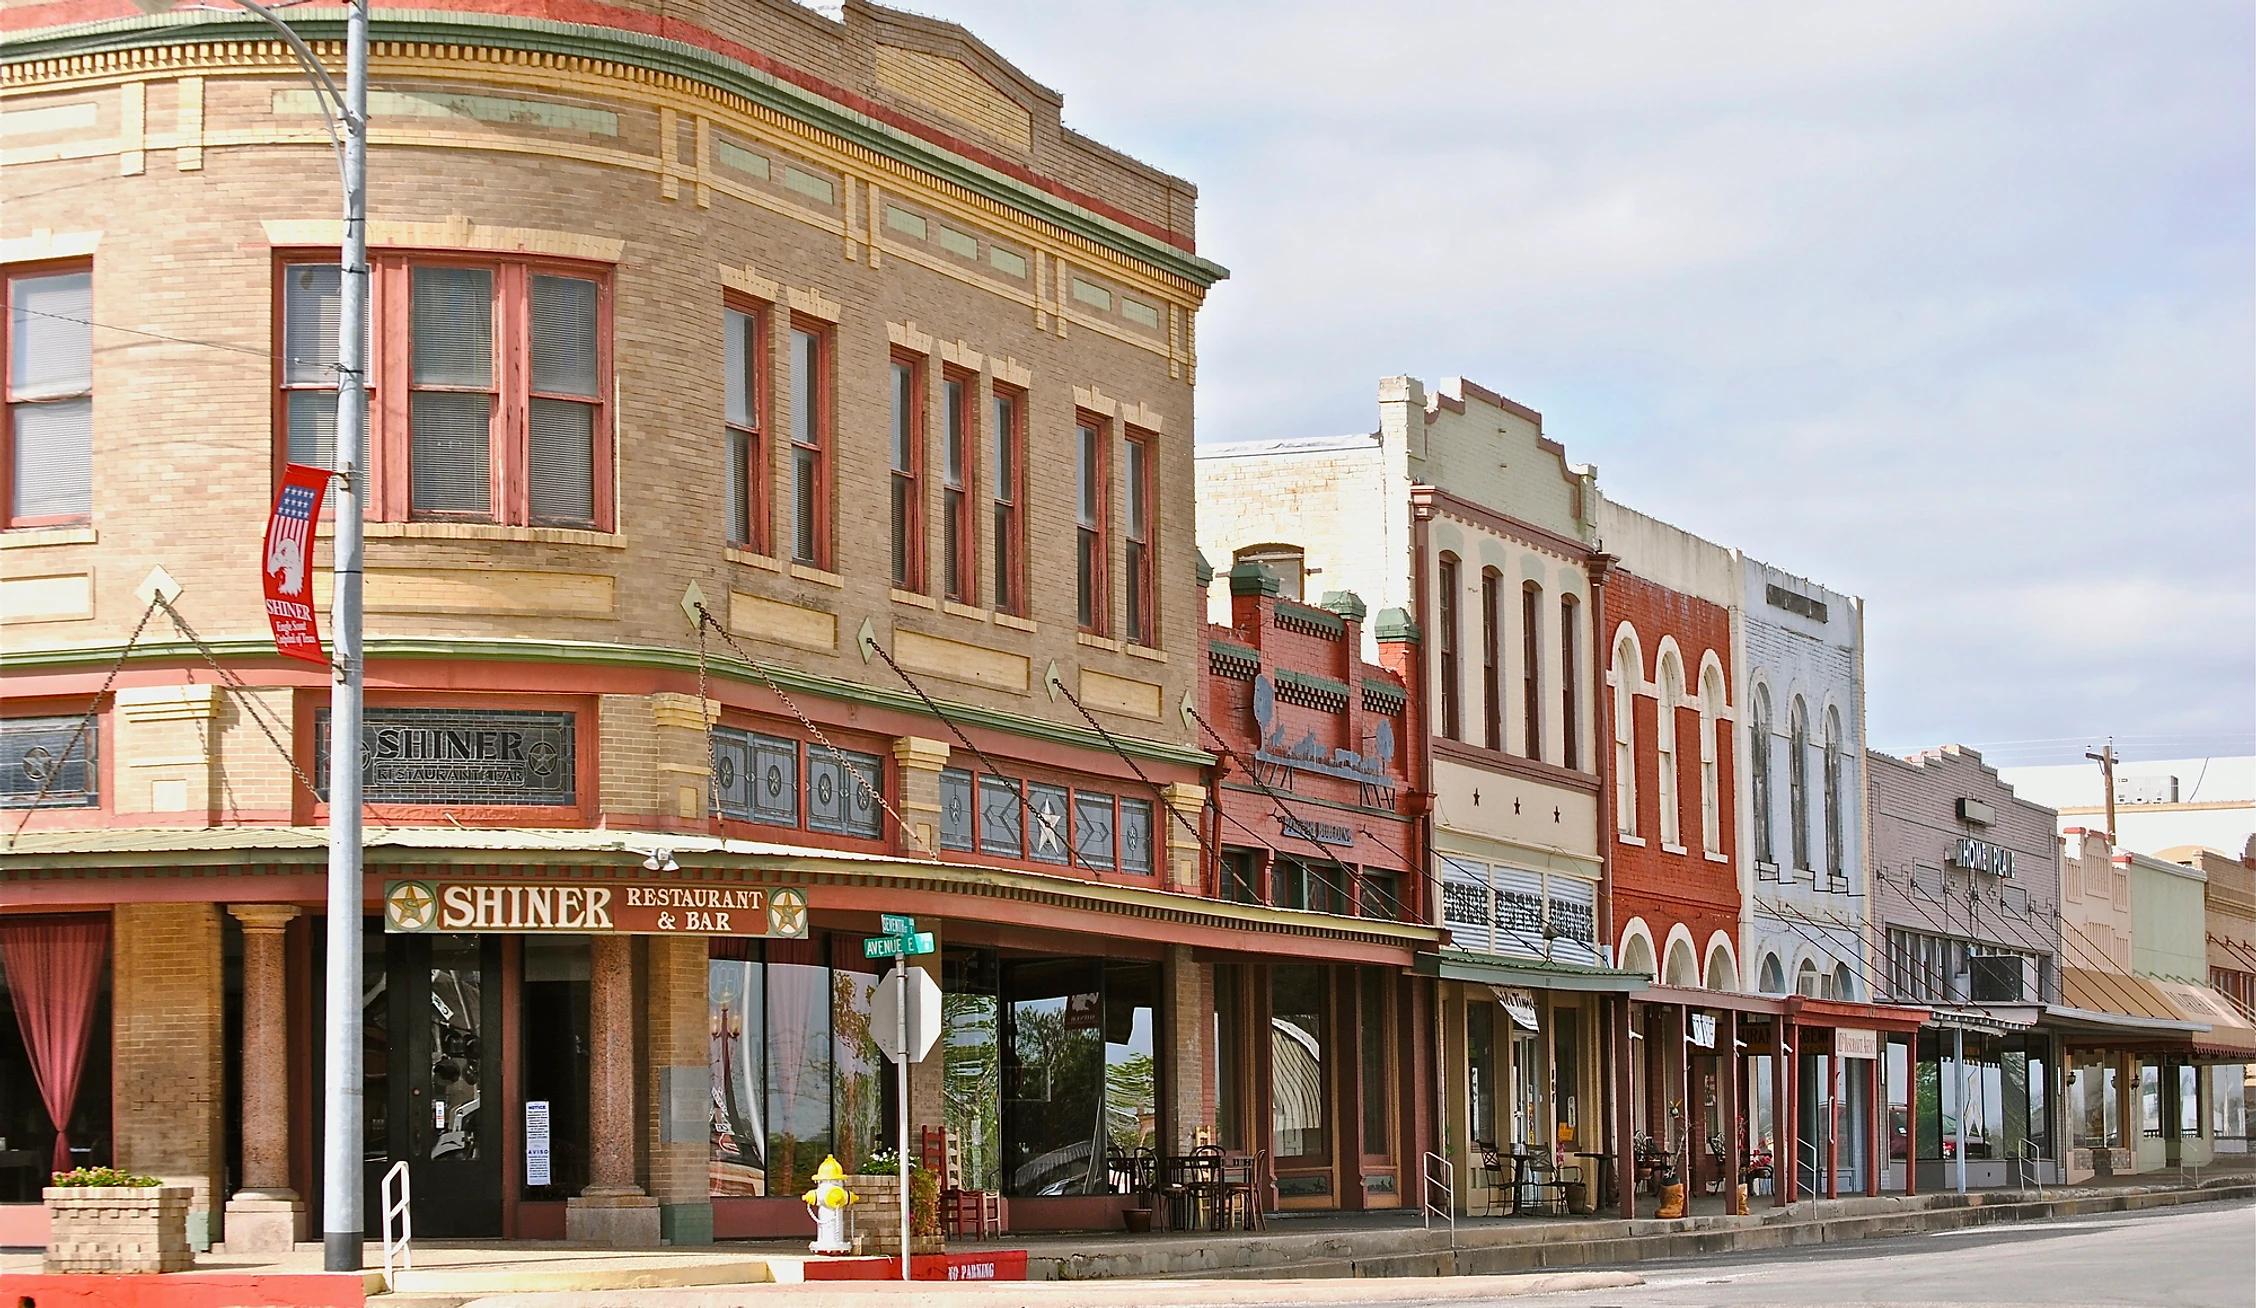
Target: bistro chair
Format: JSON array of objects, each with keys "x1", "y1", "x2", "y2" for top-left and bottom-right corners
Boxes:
[
  {"x1": 1215, "y1": 1149, "x2": 1268, "y2": 1231},
  {"x1": 923, "y1": 1126, "x2": 1002, "y2": 1239},
  {"x1": 1475, "y1": 1141, "x2": 1507, "y2": 1217}
]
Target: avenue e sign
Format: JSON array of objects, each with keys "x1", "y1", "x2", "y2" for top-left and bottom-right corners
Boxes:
[
  {"x1": 384, "y1": 878, "x2": 808, "y2": 938},
  {"x1": 863, "y1": 931, "x2": 935, "y2": 959}
]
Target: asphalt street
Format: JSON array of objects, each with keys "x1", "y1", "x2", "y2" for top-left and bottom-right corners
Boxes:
[{"x1": 1487, "y1": 1199, "x2": 2256, "y2": 1308}]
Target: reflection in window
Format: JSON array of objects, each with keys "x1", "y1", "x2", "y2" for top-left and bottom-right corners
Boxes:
[
  {"x1": 709, "y1": 945, "x2": 766, "y2": 1195},
  {"x1": 764, "y1": 936, "x2": 832, "y2": 1194},
  {"x1": 942, "y1": 947, "x2": 1000, "y2": 1193},
  {"x1": 1003, "y1": 958, "x2": 1102, "y2": 1195},
  {"x1": 1271, "y1": 965, "x2": 1328, "y2": 1161}
]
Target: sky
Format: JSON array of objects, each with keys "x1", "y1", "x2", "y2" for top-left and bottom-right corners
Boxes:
[{"x1": 924, "y1": 0, "x2": 2255, "y2": 768}]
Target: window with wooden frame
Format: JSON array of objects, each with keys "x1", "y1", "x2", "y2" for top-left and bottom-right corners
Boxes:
[
  {"x1": 1479, "y1": 567, "x2": 1502, "y2": 750},
  {"x1": 989, "y1": 385, "x2": 1025, "y2": 614},
  {"x1": 786, "y1": 320, "x2": 832, "y2": 568},
  {"x1": 277, "y1": 253, "x2": 612, "y2": 529},
  {"x1": 1074, "y1": 412, "x2": 1110, "y2": 633},
  {"x1": 1560, "y1": 594, "x2": 1581, "y2": 771},
  {"x1": 1436, "y1": 553, "x2": 1462, "y2": 740},
  {"x1": 4, "y1": 263, "x2": 94, "y2": 527},
  {"x1": 723, "y1": 299, "x2": 769, "y2": 551},
  {"x1": 888, "y1": 352, "x2": 925, "y2": 590},
  {"x1": 1123, "y1": 429, "x2": 1155, "y2": 646},
  {"x1": 1522, "y1": 582, "x2": 1543, "y2": 761},
  {"x1": 941, "y1": 368, "x2": 975, "y2": 604}
]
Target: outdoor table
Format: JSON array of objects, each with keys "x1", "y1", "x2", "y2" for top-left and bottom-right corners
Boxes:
[{"x1": 1162, "y1": 1151, "x2": 1227, "y2": 1231}]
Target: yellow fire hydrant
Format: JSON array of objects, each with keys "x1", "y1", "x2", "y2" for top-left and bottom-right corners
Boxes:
[{"x1": 802, "y1": 1154, "x2": 857, "y2": 1254}]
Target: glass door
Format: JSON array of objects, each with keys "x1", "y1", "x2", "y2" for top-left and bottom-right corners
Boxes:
[{"x1": 384, "y1": 933, "x2": 503, "y2": 1236}]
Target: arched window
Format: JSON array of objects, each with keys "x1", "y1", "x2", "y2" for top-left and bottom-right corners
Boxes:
[
  {"x1": 1656, "y1": 649, "x2": 1682, "y2": 847},
  {"x1": 1522, "y1": 581, "x2": 1543, "y2": 761},
  {"x1": 1699, "y1": 663, "x2": 1725, "y2": 854},
  {"x1": 1612, "y1": 633, "x2": 1639, "y2": 836},
  {"x1": 1796, "y1": 958, "x2": 1821, "y2": 998},
  {"x1": 1749, "y1": 685, "x2": 1774, "y2": 867},
  {"x1": 1789, "y1": 697, "x2": 1811, "y2": 872},
  {"x1": 1560, "y1": 595, "x2": 1581, "y2": 771},
  {"x1": 1480, "y1": 567, "x2": 1503, "y2": 751},
  {"x1": 1234, "y1": 543, "x2": 1304, "y2": 601},
  {"x1": 1436, "y1": 553, "x2": 1462, "y2": 740},
  {"x1": 1664, "y1": 938, "x2": 1700, "y2": 988},
  {"x1": 1620, "y1": 932, "x2": 1656, "y2": 981},
  {"x1": 1705, "y1": 944, "x2": 1737, "y2": 992},
  {"x1": 1823, "y1": 705, "x2": 1845, "y2": 881},
  {"x1": 1758, "y1": 953, "x2": 1786, "y2": 995},
  {"x1": 1833, "y1": 962, "x2": 1856, "y2": 1002}
]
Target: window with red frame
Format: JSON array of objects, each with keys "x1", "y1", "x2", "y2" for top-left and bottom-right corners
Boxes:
[
  {"x1": 4, "y1": 264, "x2": 93, "y2": 527},
  {"x1": 990, "y1": 385, "x2": 1026, "y2": 614},
  {"x1": 1123, "y1": 430, "x2": 1154, "y2": 646},
  {"x1": 938, "y1": 765, "x2": 1153, "y2": 875},
  {"x1": 277, "y1": 254, "x2": 610, "y2": 529},
  {"x1": 724, "y1": 300, "x2": 768, "y2": 551},
  {"x1": 941, "y1": 368, "x2": 975, "y2": 604},
  {"x1": 889, "y1": 352, "x2": 925, "y2": 590},
  {"x1": 787, "y1": 320, "x2": 832, "y2": 568},
  {"x1": 1436, "y1": 553, "x2": 1462, "y2": 740},
  {"x1": 1, "y1": 712, "x2": 99, "y2": 809},
  {"x1": 1074, "y1": 413, "x2": 1109, "y2": 633}
]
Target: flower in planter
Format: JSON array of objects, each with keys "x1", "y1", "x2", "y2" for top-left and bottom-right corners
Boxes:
[{"x1": 51, "y1": 1166, "x2": 161, "y2": 1188}]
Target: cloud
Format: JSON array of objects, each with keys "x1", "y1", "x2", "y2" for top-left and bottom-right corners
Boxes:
[{"x1": 932, "y1": 0, "x2": 2254, "y2": 763}]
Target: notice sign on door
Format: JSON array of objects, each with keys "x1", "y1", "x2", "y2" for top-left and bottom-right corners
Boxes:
[
  {"x1": 525, "y1": 1099, "x2": 552, "y2": 1187},
  {"x1": 384, "y1": 879, "x2": 809, "y2": 938},
  {"x1": 1834, "y1": 1027, "x2": 1879, "y2": 1060}
]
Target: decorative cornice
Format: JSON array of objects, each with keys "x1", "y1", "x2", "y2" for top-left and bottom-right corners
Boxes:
[
  {"x1": 0, "y1": 9, "x2": 1229, "y2": 289},
  {"x1": 2, "y1": 634, "x2": 1212, "y2": 768},
  {"x1": 1431, "y1": 735, "x2": 1601, "y2": 795}
]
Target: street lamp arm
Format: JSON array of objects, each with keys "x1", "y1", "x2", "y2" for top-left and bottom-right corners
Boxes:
[{"x1": 175, "y1": 0, "x2": 355, "y2": 185}]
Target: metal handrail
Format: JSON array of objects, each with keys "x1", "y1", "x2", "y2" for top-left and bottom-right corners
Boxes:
[
  {"x1": 1422, "y1": 1152, "x2": 1457, "y2": 1238},
  {"x1": 381, "y1": 1160, "x2": 412, "y2": 1291},
  {"x1": 2019, "y1": 1139, "x2": 2045, "y2": 1199},
  {"x1": 1797, "y1": 1136, "x2": 1822, "y2": 1200}
]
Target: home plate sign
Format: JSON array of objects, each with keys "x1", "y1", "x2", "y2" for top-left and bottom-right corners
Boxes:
[{"x1": 384, "y1": 878, "x2": 807, "y2": 938}]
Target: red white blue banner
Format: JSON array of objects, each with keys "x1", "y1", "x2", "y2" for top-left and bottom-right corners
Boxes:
[{"x1": 262, "y1": 463, "x2": 330, "y2": 664}]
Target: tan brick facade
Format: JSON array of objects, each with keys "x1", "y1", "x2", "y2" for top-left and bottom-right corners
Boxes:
[{"x1": 110, "y1": 902, "x2": 226, "y2": 1250}]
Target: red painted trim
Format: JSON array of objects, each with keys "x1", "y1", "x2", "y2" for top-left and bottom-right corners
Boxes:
[{"x1": 1, "y1": 260, "x2": 96, "y2": 531}]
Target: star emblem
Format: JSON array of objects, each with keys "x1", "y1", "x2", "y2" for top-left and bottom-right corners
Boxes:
[
  {"x1": 386, "y1": 880, "x2": 437, "y2": 932},
  {"x1": 768, "y1": 888, "x2": 808, "y2": 938},
  {"x1": 1033, "y1": 798, "x2": 1065, "y2": 852}
]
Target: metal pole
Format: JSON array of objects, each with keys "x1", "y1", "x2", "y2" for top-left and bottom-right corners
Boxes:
[
  {"x1": 323, "y1": 0, "x2": 370, "y2": 1273},
  {"x1": 1953, "y1": 1027, "x2": 1967, "y2": 1196},
  {"x1": 896, "y1": 955, "x2": 911, "y2": 1283}
]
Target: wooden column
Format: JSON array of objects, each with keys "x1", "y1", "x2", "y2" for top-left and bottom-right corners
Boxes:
[
  {"x1": 1903, "y1": 1036, "x2": 1919, "y2": 1196},
  {"x1": 1826, "y1": 1044, "x2": 1841, "y2": 1199},
  {"x1": 1614, "y1": 995, "x2": 1635, "y2": 1219},
  {"x1": 1777, "y1": 1018, "x2": 1796, "y2": 1206},
  {"x1": 1675, "y1": 1004, "x2": 1691, "y2": 1193},
  {"x1": 1866, "y1": 1054, "x2": 1882, "y2": 1197},
  {"x1": 1722, "y1": 1009, "x2": 1741, "y2": 1210}
]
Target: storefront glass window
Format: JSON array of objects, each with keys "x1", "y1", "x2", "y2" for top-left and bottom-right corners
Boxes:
[
  {"x1": 1003, "y1": 958, "x2": 1104, "y2": 1194},
  {"x1": 425, "y1": 935, "x2": 485, "y2": 1162},
  {"x1": 1468, "y1": 1001, "x2": 1498, "y2": 1148},
  {"x1": 1360, "y1": 968, "x2": 1389, "y2": 1153},
  {"x1": 2140, "y1": 1063, "x2": 2161, "y2": 1136},
  {"x1": 1271, "y1": 964, "x2": 1328, "y2": 1161},
  {"x1": 1104, "y1": 962, "x2": 1159, "y2": 1156},
  {"x1": 941, "y1": 947, "x2": 1000, "y2": 1192},
  {"x1": 765, "y1": 936, "x2": 833, "y2": 1194},
  {"x1": 524, "y1": 936, "x2": 591, "y2": 1200},
  {"x1": 2178, "y1": 1065, "x2": 2201, "y2": 1137},
  {"x1": 2068, "y1": 1057, "x2": 2119, "y2": 1150},
  {"x1": 709, "y1": 943, "x2": 766, "y2": 1196},
  {"x1": 830, "y1": 944, "x2": 888, "y2": 1170},
  {"x1": 2211, "y1": 1065, "x2": 2246, "y2": 1144},
  {"x1": 1214, "y1": 965, "x2": 1243, "y2": 1150},
  {"x1": 1886, "y1": 1038, "x2": 1909, "y2": 1165},
  {"x1": 1553, "y1": 1006, "x2": 1581, "y2": 1151},
  {"x1": 2025, "y1": 1049, "x2": 2050, "y2": 1159}
]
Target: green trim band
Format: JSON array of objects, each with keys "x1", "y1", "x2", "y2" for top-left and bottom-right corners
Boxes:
[
  {"x1": 8, "y1": 633, "x2": 1213, "y2": 768},
  {"x1": 1, "y1": 9, "x2": 1230, "y2": 288},
  {"x1": 1273, "y1": 667, "x2": 1351, "y2": 702}
]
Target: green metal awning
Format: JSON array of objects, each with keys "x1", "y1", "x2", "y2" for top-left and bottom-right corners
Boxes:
[{"x1": 1413, "y1": 948, "x2": 1648, "y2": 993}]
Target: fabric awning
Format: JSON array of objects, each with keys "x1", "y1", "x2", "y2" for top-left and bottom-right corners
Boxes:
[
  {"x1": 2153, "y1": 980, "x2": 2256, "y2": 1059},
  {"x1": 2049, "y1": 968, "x2": 2213, "y2": 1045}
]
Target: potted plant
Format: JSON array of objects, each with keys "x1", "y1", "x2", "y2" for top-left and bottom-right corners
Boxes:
[
  {"x1": 44, "y1": 1166, "x2": 194, "y2": 1274},
  {"x1": 850, "y1": 1149, "x2": 944, "y2": 1257}
]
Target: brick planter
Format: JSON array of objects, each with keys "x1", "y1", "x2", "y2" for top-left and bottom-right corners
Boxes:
[
  {"x1": 845, "y1": 1174, "x2": 943, "y2": 1257},
  {"x1": 43, "y1": 1186, "x2": 194, "y2": 1274}
]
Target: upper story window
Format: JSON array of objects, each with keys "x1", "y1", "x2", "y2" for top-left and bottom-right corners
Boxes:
[
  {"x1": 1479, "y1": 568, "x2": 1502, "y2": 751},
  {"x1": 1749, "y1": 684, "x2": 1774, "y2": 865},
  {"x1": 1435, "y1": 553, "x2": 1462, "y2": 741},
  {"x1": 5, "y1": 266, "x2": 93, "y2": 527},
  {"x1": 1655, "y1": 649, "x2": 1682, "y2": 846},
  {"x1": 1700, "y1": 664, "x2": 1726, "y2": 853},
  {"x1": 1560, "y1": 594, "x2": 1581, "y2": 771},
  {"x1": 888, "y1": 353, "x2": 924, "y2": 590},
  {"x1": 942, "y1": 370, "x2": 973, "y2": 604},
  {"x1": 2, "y1": 713, "x2": 98, "y2": 809},
  {"x1": 787, "y1": 321, "x2": 832, "y2": 567},
  {"x1": 1074, "y1": 413, "x2": 1109, "y2": 633},
  {"x1": 990, "y1": 386, "x2": 1025, "y2": 615},
  {"x1": 1521, "y1": 581, "x2": 1543, "y2": 762},
  {"x1": 1232, "y1": 544, "x2": 1305, "y2": 602},
  {"x1": 1789, "y1": 695, "x2": 1812, "y2": 870},
  {"x1": 723, "y1": 301, "x2": 768, "y2": 551},
  {"x1": 1123, "y1": 430, "x2": 1154, "y2": 646},
  {"x1": 277, "y1": 255, "x2": 610, "y2": 529},
  {"x1": 1612, "y1": 632, "x2": 1639, "y2": 835},
  {"x1": 1823, "y1": 705, "x2": 1845, "y2": 877}
]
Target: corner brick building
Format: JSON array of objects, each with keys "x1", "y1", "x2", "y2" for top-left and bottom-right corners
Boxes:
[{"x1": 0, "y1": 0, "x2": 1439, "y2": 1253}]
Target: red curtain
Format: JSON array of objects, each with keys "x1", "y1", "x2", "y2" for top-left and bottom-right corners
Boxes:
[{"x1": 0, "y1": 916, "x2": 110, "y2": 1174}]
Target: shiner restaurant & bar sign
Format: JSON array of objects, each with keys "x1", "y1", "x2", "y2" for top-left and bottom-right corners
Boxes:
[{"x1": 385, "y1": 878, "x2": 808, "y2": 938}]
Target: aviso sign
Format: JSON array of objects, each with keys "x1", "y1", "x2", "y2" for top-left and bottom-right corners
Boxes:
[{"x1": 384, "y1": 879, "x2": 808, "y2": 938}]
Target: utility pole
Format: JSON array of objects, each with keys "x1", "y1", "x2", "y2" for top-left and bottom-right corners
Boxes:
[
  {"x1": 2085, "y1": 738, "x2": 2118, "y2": 846},
  {"x1": 323, "y1": 0, "x2": 370, "y2": 1273}
]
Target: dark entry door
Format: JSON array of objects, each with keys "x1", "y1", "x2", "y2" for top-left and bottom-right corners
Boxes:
[{"x1": 385, "y1": 932, "x2": 504, "y2": 1236}]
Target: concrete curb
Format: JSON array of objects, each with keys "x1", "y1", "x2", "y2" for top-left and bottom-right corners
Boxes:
[{"x1": 453, "y1": 1270, "x2": 1644, "y2": 1307}]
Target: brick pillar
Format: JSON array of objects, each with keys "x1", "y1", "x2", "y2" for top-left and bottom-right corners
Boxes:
[
  {"x1": 113, "y1": 684, "x2": 219, "y2": 816},
  {"x1": 652, "y1": 693, "x2": 721, "y2": 823},
  {"x1": 1160, "y1": 782, "x2": 1206, "y2": 893},
  {"x1": 891, "y1": 736, "x2": 951, "y2": 858},
  {"x1": 112, "y1": 902, "x2": 224, "y2": 1250},
  {"x1": 568, "y1": 933, "x2": 659, "y2": 1245},
  {"x1": 223, "y1": 904, "x2": 305, "y2": 1251},
  {"x1": 644, "y1": 934, "x2": 713, "y2": 1246},
  {"x1": 1163, "y1": 944, "x2": 1210, "y2": 1151}
]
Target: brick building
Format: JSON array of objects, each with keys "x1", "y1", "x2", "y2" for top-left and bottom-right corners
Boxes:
[{"x1": 0, "y1": 0, "x2": 1430, "y2": 1253}]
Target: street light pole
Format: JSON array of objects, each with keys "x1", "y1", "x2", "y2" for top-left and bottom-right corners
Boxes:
[{"x1": 323, "y1": 0, "x2": 370, "y2": 1273}]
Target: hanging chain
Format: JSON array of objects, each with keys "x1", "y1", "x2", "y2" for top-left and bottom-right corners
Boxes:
[
  {"x1": 696, "y1": 616, "x2": 718, "y2": 824},
  {"x1": 860, "y1": 635, "x2": 1089, "y2": 873},
  {"x1": 1187, "y1": 700, "x2": 1365, "y2": 913},
  {"x1": 1046, "y1": 671, "x2": 1211, "y2": 858},
  {"x1": 5, "y1": 596, "x2": 162, "y2": 848},
  {"x1": 695, "y1": 607, "x2": 934, "y2": 857}
]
